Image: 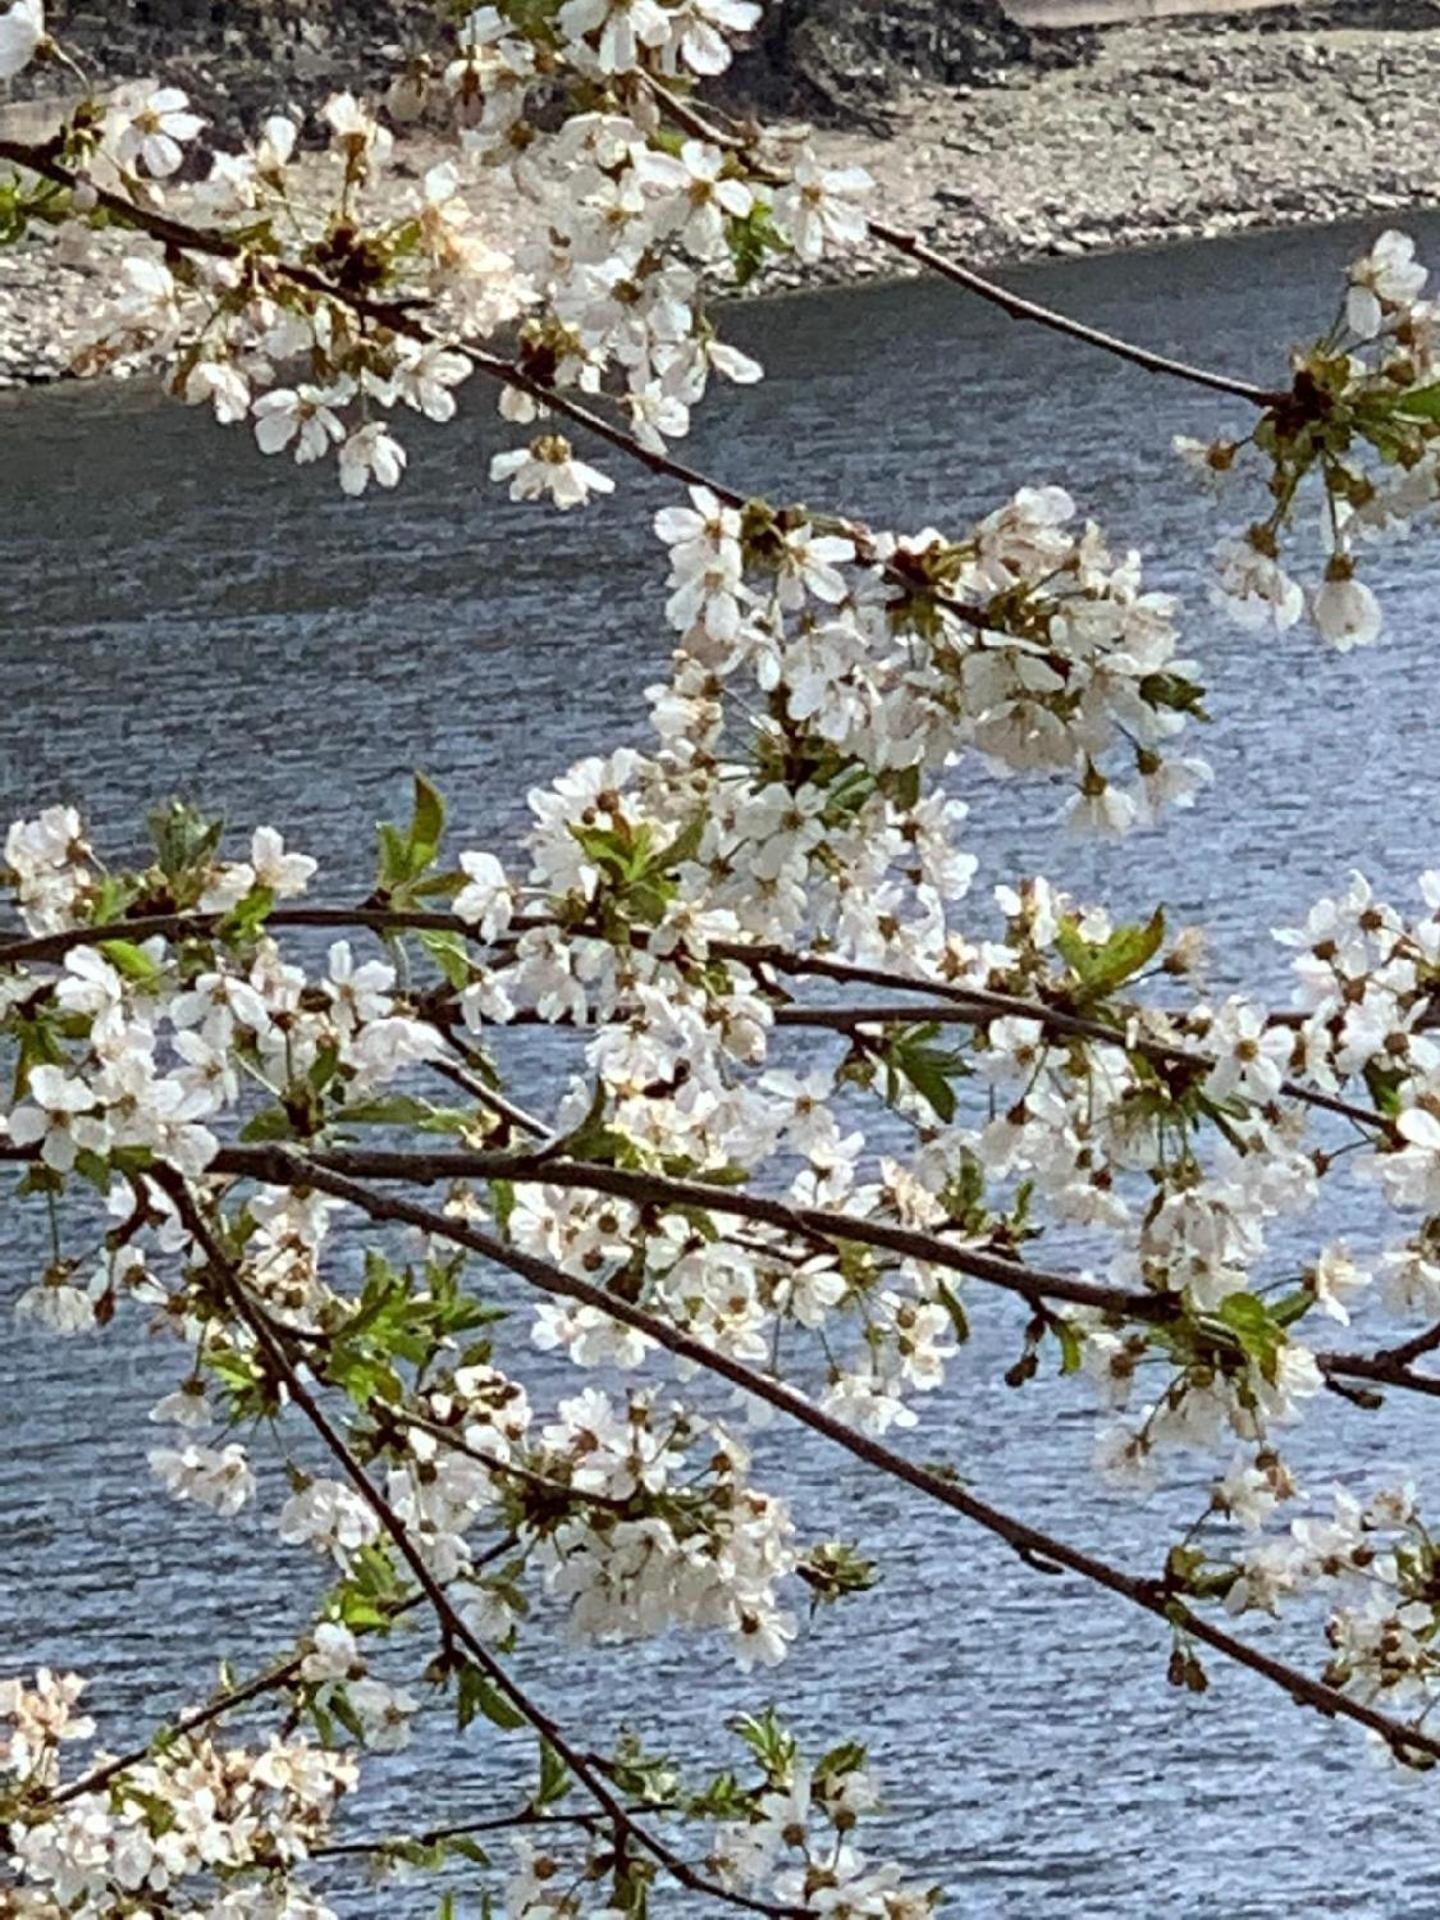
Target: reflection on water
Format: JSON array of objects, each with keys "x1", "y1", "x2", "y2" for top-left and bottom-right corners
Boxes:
[{"x1": 5, "y1": 219, "x2": 1440, "y2": 1915}]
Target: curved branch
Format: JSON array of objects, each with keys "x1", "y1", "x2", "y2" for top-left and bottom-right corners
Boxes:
[
  {"x1": 0, "y1": 133, "x2": 1271, "y2": 646},
  {"x1": 865, "y1": 222, "x2": 1285, "y2": 408},
  {"x1": 249, "y1": 1143, "x2": 1440, "y2": 1412},
  {"x1": 0, "y1": 137, "x2": 746, "y2": 503},
  {"x1": 638, "y1": 76, "x2": 1285, "y2": 409},
  {"x1": 0, "y1": 903, "x2": 1396, "y2": 1139},
  {"x1": 0, "y1": 905, "x2": 476, "y2": 968},
  {"x1": 156, "y1": 1170, "x2": 806, "y2": 1920},
  {"x1": 205, "y1": 1142, "x2": 1171, "y2": 1323},
  {"x1": 41, "y1": 1649, "x2": 306, "y2": 1810},
  {"x1": 227, "y1": 1150, "x2": 1440, "y2": 1770},
  {"x1": 2, "y1": 1123, "x2": 1412, "y2": 1410},
  {"x1": 37, "y1": 1588, "x2": 432, "y2": 1813}
]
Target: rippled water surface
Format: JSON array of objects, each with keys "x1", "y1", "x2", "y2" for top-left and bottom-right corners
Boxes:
[{"x1": 6, "y1": 220, "x2": 1440, "y2": 1916}]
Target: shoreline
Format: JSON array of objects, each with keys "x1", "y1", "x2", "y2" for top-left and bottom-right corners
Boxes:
[
  {"x1": 3, "y1": 11, "x2": 1440, "y2": 387},
  {"x1": 759, "y1": 14, "x2": 1440, "y2": 291}
]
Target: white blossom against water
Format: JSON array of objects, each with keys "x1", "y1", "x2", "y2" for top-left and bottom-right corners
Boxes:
[{"x1": 12, "y1": 6, "x2": 1440, "y2": 1913}]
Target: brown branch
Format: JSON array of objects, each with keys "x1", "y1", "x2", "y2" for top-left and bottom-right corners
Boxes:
[
  {"x1": 311, "y1": 1806, "x2": 620, "y2": 1858},
  {"x1": 224, "y1": 1150, "x2": 1440, "y2": 1771},
  {"x1": 762, "y1": 1000, "x2": 1393, "y2": 1138},
  {"x1": 36, "y1": 1588, "x2": 430, "y2": 1812},
  {"x1": 0, "y1": 905, "x2": 480, "y2": 969},
  {"x1": 0, "y1": 903, "x2": 1395, "y2": 1139},
  {"x1": 422, "y1": 1016, "x2": 554, "y2": 1144},
  {"x1": 195, "y1": 1143, "x2": 1440, "y2": 1412},
  {"x1": 866, "y1": 222, "x2": 1286, "y2": 408},
  {"x1": 639, "y1": 76, "x2": 1285, "y2": 410},
  {"x1": 41, "y1": 1648, "x2": 306, "y2": 1810},
  {"x1": 0, "y1": 135, "x2": 1230, "y2": 652},
  {"x1": 1376, "y1": 1319, "x2": 1440, "y2": 1368},
  {"x1": 381, "y1": 1402, "x2": 632, "y2": 1514},
  {"x1": 0, "y1": 136, "x2": 742, "y2": 499},
  {"x1": 155, "y1": 1170, "x2": 806, "y2": 1920},
  {"x1": 204, "y1": 1142, "x2": 1171, "y2": 1323},
  {"x1": 702, "y1": 936, "x2": 1389, "y2": 1136},
  {"x1": 1317, "y1": 1347, "x2": 1440, "y2": 1402},
  {"x1": 234, "y1": 1142, "x2": 1440, "y2": 1412}
]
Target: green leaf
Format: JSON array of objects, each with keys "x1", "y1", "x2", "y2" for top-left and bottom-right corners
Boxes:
[
  {"x1": 418, "y1": 927, "x2": 474, "y2": 989},
  {"x1": 376, "y1": 774, "x2": 447, "y2": 895},
  {"x1": 549, "y1": 1081, "x2": 633, "y2": 1166},
  {"x1": 0, "y1": 173, "x2": 71, "y2": 246},
  {"x1": 730, "y1": 1707, "x2": 796, "y2": 1780},
  {"x1": 72, "y1": 1148, "x2": 113, "y2": 1194},
  {"x1": 652, "y1": 812, "x2": 705, "y2": 874},
  {"x1": 148, "y1": 800, "x2": 224, "y2": 882},
  {"x1": 328, "y1": 1686, "x2": 367, "y2": 1745},
  {"x1": 1055, "y1": 909, "x2": 1165, "y2": 1006},
  {"x1": 376, "y1": 823, "x2": 411, "y2": 891},
  {"x1": 412, "y1": 774, "x2": 445, "y2": 865},
  {"x1": 340, "y1": 1094, "x2": 438, "y2": 1127},
  {"x1": 218, "y1": 884, "x2": 276, "y2": 942},
  {"x1": 1269, "y1": 1288, "x2": 1314, "y2": 1329},
  {"x1": 1393, "y1": 381, "x2": 1440, "y2": 421},
  {"x1": 88, "y1": 873, "x2": 140, "y2": 925},
  {"x1": 456, "y1": 1661, "x2": 525, "y2": 1732},
  {"x1": 883, "y1": 1023, "x2": 967, "y2": 1123},
  {"x1": 726, "y1": 204, "x2": 791, "y2": 287},
  {"x1": 815, "y1": 1740, "x2": 868, "y2": 1784},
  {"x1": 1363, "y1": 1059, "x2": 1405, "y2": 1119},
  {"x1": 537, "y1": 1739, "x2": 571, "y2": 1808},
  {"x1": 1139, "y1": 672, "x2": 1210, "y2": 721},
  {"x1": 490, "y1": 1178, "x2": 517, "y2": 1234},
  {"x1": 1055, "y1": 1319, "x2": 1083, "y2": 1376},
  {"x1": 98, "y1": 939, "x2": 163, "y2": 988},
  {"x1": 935, "y1": 1279, "x2": 970, "y2": 1345},
  {"x1": 1214, "y1": 1290, "x2": 1285, "y2": 1382}
]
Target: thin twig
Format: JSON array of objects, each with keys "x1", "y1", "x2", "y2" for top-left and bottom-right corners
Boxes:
[
  {"x1": 867, "y1": 222, "x2": 1285, "y2": 407},
  {"x1": 1318, "y1": 1347, "x2": 1440, "y2": 1402},
  {"x1": 383, "y1": 1402, "x2": 632, "y2": 1514},
  {"x1": 639, "y1": 75, "x2": 1286, "y2": 409},
  {"x1": 42, "y1": 1650, "x2": 305, "y2": 1810},
  {"x1": 37, "y1": 1589, "x2": 429, "y2": 1811},
  {"x1": 311, "y1": 1807, "x2": 615, "y2": 1859}
]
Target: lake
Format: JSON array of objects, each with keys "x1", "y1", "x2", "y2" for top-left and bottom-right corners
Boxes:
[{"x1": 5, "y1": 219, "x2": 1440, "y2": 1916}]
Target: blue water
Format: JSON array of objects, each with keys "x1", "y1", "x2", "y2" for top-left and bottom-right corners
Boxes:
[{"x1": 5, "y1": 218, "x2": 1440, "y2": 1914}]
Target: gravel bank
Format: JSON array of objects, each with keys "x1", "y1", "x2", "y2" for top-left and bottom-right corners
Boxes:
[
  {"x1": 3, "y1": 14, "x2": 1440, "y2": 383},
  {"x1": 767, "y1": 16, "x2": 1440, "y2": 287}
]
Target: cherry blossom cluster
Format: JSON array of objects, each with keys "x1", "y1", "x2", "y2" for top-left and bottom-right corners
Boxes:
[
  {"x1": 1, "y1": 1668, "x2": 358, "y2": 1916},
  {"x1": 1188, "y1": 230, "x2": 1440, "y2": 649},
  {"x1": 0, "y1": 0, "x2": 871, "y2": 502},
  {"x1": 653, "y1": 480, "x2": 1210, "y2": 838}
]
